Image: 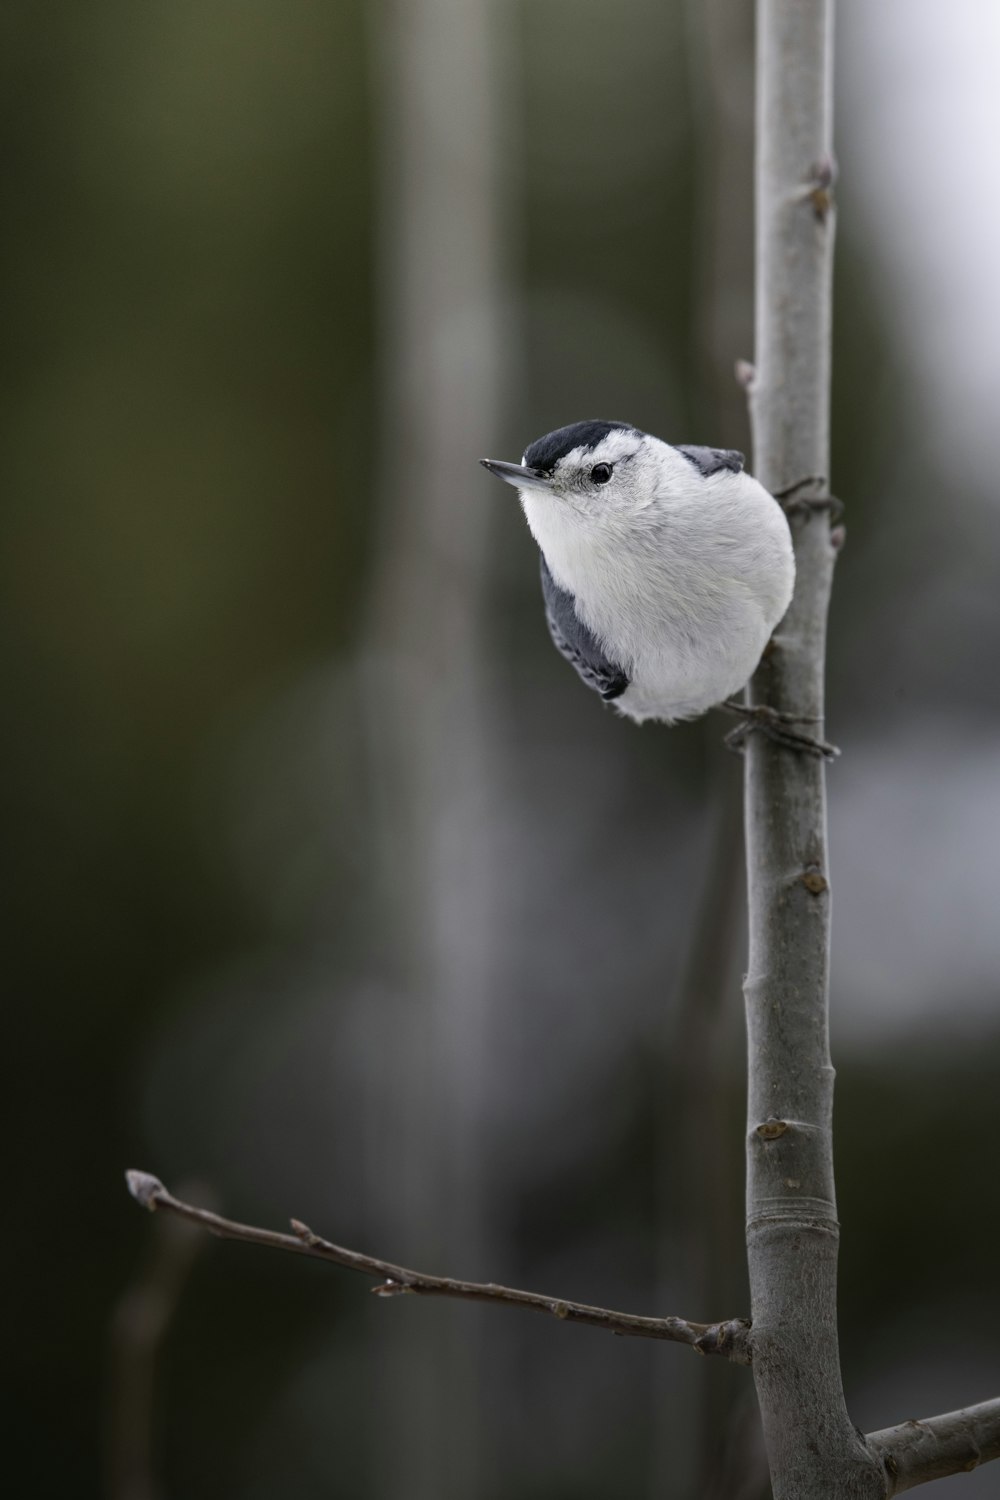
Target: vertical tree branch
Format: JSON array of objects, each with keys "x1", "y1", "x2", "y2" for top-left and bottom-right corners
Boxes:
[{"x1": 744, "y1": 4, "x2": 883, "y2": 1496}]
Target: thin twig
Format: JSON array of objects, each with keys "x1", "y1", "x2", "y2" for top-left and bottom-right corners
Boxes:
[
  {"x1": 868, "y1": 1397, "x2": 1000, "y2": 1495},
  {"x1": 125, "y1": 1171, "x2": 751, "y2": 1363}
]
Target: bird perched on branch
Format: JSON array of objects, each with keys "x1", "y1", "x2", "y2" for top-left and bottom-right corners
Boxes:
[{"x1": 482, "y1": 419, "x2": 832, "y2": 756}]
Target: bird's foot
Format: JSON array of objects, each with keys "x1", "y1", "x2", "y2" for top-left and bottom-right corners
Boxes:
[
  {"x1": 772, "y1": 476, "x2": 844, "y2": 522},
  {"x1": 719, "y1": 700, "x2": 840, "y2": 760}
]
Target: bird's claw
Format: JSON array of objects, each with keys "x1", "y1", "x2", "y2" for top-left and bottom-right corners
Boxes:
[
  {"x1": 787, "y1": 493, "x2": 844, "y2": 523},
  {"x1": 720, "y1": 700, "x2": 840, "y2": 761},
  {"x1": 772, "y1": 476, "x2": 844, "y2": 523}
]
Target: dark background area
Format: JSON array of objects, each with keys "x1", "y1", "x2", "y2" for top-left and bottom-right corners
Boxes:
[{"x1": 4, "y1": 2, "x2": 999, "y2": 1497}]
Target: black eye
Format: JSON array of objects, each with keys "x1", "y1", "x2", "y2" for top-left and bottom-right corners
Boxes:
[{"x1": 590, "y1": 463, "x2": 613, "y2": 484}]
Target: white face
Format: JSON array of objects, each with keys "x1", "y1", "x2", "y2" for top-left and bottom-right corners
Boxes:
[{"x1": 524, "y1": 429, "x2": 700, "y2": 521}]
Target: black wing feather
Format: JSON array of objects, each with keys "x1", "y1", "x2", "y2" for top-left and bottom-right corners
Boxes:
[{"x1": 539, "y1": 556, "x2": 629, "y2": 702}]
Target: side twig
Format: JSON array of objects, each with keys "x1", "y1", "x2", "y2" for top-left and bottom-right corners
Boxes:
[
  {"x1": 125, "y1": 1171, "x2": 751, "y2": 1363},
  {"x1": 867, "y1": 1398, "x2": 1000, "y2": 1495}
]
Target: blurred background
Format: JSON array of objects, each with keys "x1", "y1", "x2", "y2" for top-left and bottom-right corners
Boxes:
[{"x1": 4, "y1": 1, "x2": 1000, "y2": 1496}]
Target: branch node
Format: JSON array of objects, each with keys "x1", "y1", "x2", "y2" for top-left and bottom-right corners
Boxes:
[
  {"x1": 735, "y1": 358, "x2": 756, "y2": 389},
  {"x1": 693, "y1": 1318, "x2": 753, "y2": 1365},
  {"x1": 755, "y1": 1118, "x2": 789, "y2": 1141},
  {"x1": 800, "y1": 867, "x2": 829, "y2": 896},
  {"x1": 371, "y1": 1280, "x2": 413, "y2": 1298},
  {"x1": 806, "y1": 154, "x2": 838, "y2": 221}
]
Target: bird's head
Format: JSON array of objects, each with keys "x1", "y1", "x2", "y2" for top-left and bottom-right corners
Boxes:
[{"x1": 480, "y1": 420, "x2": 743, "y2": 534}]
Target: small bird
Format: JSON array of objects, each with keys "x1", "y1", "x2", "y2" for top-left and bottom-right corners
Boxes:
[{"x1": 482, "y1": 419, "x2": 826, "y2": 753}]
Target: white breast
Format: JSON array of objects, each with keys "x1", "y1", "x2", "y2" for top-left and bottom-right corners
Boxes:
[{"x1": 523, "y1": 469, "x2": 794, "y2": 724}]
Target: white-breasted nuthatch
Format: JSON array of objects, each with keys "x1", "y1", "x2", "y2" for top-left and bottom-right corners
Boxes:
[{"x1": 482, "y1": 420, "x2": 830, "y2": 754}]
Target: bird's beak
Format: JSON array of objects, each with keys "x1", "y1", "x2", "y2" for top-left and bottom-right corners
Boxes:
[{"x1": 480, "y1": 458, "x2": 553, "y2": 493}]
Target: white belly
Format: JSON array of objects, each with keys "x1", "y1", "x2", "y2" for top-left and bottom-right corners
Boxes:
[
  {"x1": 523, "y1": 465, "x2": 795, "y2": 726},
  {"x1": 613, "y1": 606, "x2": 774, "y2": 723}
]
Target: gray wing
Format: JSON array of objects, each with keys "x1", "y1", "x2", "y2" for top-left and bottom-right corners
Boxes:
[
  {"x1": 539, "y1": 556, "x2": 629, "y2": 702},
  {"x1": 676, "y1": 444, "x2": 744, "y2": 476}
]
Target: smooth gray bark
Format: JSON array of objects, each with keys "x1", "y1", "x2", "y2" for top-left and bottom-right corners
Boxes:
[{"x1": 744, "y1": 4, "x2": 884, "y2": 1496}]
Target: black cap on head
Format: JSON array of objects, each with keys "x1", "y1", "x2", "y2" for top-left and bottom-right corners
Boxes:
[{"x1": 523, "y1": 420, "x2": 636, "y2": 475}]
